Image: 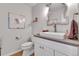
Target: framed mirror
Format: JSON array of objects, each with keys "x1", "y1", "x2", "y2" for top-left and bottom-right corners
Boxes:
[{"x1": 47, "y1": 3, "x2": 69, "y2": 25}]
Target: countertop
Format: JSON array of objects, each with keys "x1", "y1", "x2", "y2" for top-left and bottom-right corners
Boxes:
[{"x1": 33, "y1": 34, "x2": 79, "y2": 47}]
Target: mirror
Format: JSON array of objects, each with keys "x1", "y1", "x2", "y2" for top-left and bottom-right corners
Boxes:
[{"x1": 47, "y1": 3, "x2": 68, "y2": 25}]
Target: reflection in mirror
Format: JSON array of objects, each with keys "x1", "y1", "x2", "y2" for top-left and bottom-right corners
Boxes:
[{"x1": 47, "y1": 3, "x2": 68, "y2": 25}]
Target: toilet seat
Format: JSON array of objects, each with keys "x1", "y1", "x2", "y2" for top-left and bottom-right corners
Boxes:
[
  {"x1": 22, "y1": 46, "x2": 32, "y2": 50},
  {"x1": 22, "y1": 42, "x2": 33, "y2": 47},
  {"x1": 21, "y1": 42, "x2": 33, "y2": 50}
]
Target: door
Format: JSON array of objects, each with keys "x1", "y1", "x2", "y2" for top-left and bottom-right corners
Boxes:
[{"x1": 55, "y1": 50, "x2": 67, "y2": 56}]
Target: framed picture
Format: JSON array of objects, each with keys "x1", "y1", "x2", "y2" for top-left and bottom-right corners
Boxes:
[{"x1": 8, "y1": 12, "x2": 26, "y2": 29}]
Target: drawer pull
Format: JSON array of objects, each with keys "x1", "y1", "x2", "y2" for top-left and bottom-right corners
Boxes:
[{"x1": 40, "y1": 46, "x2": 44, "y2": 49}]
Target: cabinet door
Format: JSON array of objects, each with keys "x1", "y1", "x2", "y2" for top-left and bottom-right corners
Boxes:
[
  {"x1": 32, "y1": 37, "x2": 54, "y2": 56},
  {"x1": 34, "y1": 42, "x2": 54, "y2": 56},
  {"x1": 55, "y1": 50, "x2": 67, "y2": 56},
  {"x1": 32, "y1": 36, "x2": 54, "y2": 56}
]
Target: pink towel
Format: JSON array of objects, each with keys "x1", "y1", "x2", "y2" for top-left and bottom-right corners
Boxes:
[{"x1": 68, "y1": 19, "x2": 78, "y2": 40}]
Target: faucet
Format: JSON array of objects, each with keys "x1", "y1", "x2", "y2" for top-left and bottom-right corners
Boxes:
[
  {"x1": 16, "y1": 36, "x2": 20, "y2": 40},
  {"x1": 47, "y1": 20, "x2": 57, "y2": 32},
  {"x1": 54, "y1": 24, "x2": 57, "y2": 32}
]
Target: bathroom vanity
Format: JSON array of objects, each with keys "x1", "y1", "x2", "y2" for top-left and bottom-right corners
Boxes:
[{"x1": 32, "y1": 32, "x2": 79, "y2": 56}]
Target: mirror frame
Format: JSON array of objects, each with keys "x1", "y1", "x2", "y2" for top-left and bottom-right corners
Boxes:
[{"x1": 47, "y1": 3, "x2": 69, "y2": 26}]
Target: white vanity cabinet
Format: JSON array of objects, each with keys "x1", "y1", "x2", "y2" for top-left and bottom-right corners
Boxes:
[
  {"x1": 32, "y1": 36, "x2": 79, "y2": 56},
  {"x1": 54, "y1": 50, "x2": 67, "y2": 56}
]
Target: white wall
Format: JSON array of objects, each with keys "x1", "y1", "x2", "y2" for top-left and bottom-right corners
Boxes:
[
  {"x1": 32, "y1": 4, "x2": 48, "y2": 35},
  {"x1": 32, "y1": 3, "x2": 68, "y2": 35},
  {"x1": 0, "y1": 4, "x2": 32, "y2": 55}
]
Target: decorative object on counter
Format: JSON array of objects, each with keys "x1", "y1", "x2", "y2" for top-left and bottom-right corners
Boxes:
[
  {"x1": 42, "y1": 29, "x2": 49, "y2": 32},
  {"x1": 8, "y1": 12, "x2": 26, "y2": 29},
  {"x1": 33, "y1": 17, "x2": 38, "y2": 23},
  {"x1": 68, "y1": 13, "x2": 78, "y2": 40},
  {"x1": 64, "y1": 30, "x2": 68, "y2": 39}
]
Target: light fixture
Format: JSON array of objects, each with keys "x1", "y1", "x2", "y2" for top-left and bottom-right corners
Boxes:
[
  {"x1": 66, "y1": 3, "x2": 72, "y2": 7},
  {"x1": 46, "y1": 3, "x2": 52, "y2": 7},
  {"x1": 44, "y1": 6, "x2": 49, "y2": 17}
]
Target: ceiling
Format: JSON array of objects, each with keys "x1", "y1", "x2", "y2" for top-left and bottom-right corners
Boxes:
[
  {"x1": 25, "y1": 3, "x2": 68, "y2": 7},
  {"x1": 25, "y1": 3, "x2": 37, "y2": 7}
]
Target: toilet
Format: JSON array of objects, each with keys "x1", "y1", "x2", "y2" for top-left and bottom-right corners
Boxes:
[{"x1": 21, "y1": 42, "x2": 33, "y2": 56}]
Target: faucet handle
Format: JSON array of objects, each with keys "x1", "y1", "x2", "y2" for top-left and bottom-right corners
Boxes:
[{"x1": 15, "y1": 36, "x2": 20, "y2": 40}]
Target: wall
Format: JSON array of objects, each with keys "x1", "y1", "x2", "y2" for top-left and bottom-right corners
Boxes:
[
  {"x1": 32, "y1": 3, "x2": 68, "y2": 35},
  {"x1": 0, "y1": 4, "x2": 32, "y2": 55},
  {"x1": 32, "y1": 4, "x2": 49, "y2": 35}
]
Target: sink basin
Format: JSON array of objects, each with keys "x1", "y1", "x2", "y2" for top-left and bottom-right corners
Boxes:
[{"x1": 39, "y1": 32, "x2": 65, "y2": 40}]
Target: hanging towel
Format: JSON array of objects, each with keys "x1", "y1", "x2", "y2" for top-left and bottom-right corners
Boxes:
[{"x1": 68, "y1": 19, "x2": 78, "y2": 40}]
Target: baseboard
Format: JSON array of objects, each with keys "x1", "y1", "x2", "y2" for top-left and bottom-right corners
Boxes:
[
  {"x1": 11, "y1": 50, "x2": 23, "y2": 56},
  {"x1": 3, "y1": 49, "x2": 22, "y2": 56}
]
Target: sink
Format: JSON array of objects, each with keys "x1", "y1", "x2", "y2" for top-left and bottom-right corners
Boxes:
[{"x1": 39, "y1": 32, "x2": 65, "y2": 40}]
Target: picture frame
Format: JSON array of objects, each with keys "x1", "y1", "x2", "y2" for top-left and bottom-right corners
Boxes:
[{"x1": 8, "y1": 12, "x2": 26, "y2": 29}]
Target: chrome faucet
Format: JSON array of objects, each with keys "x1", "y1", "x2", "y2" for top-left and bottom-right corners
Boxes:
[
  {"x1": 16, "y1": 36, "x2": 20, "y2": 40},
  {"x1": 47, "y1": 20, "x2": 57, "y2": 32},
  {"x1": 54, "y1": 24, "x2": 57, "y2": 32}
]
